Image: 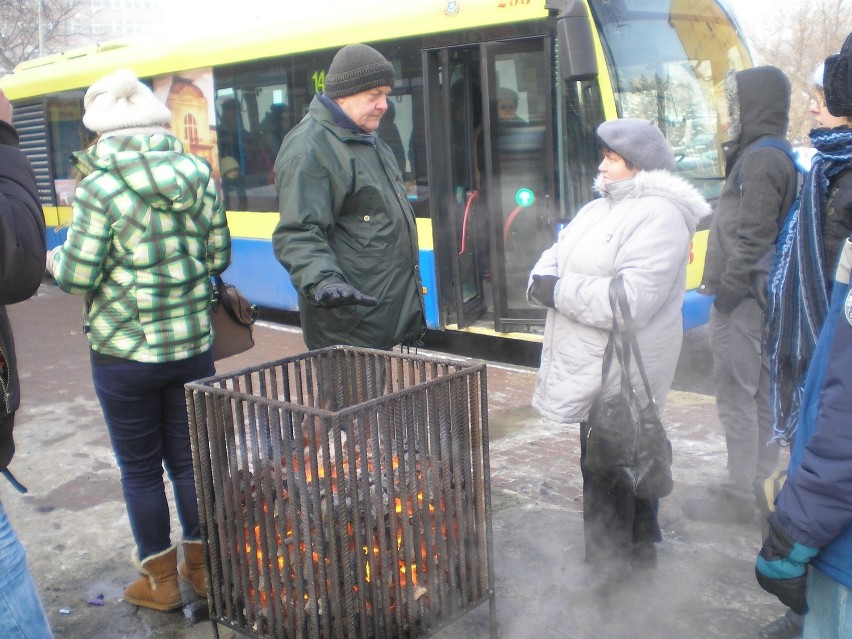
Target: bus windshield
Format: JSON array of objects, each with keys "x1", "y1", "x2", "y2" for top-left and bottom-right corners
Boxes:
[{"x1": 591, "y1": 0, "x2": 751, "y2": 201}]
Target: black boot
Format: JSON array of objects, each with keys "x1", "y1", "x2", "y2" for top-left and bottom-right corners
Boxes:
[{"x1": 758, "y1": 610, "x2": 803, "y2": 639}]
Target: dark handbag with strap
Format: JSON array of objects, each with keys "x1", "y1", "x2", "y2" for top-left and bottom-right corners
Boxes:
[
  {"x1": 583, "y1": 277, "x2": 674, "y2": 500},
  {"x1": 210, "y1": 275, "x2": 258, "y2": 361}
]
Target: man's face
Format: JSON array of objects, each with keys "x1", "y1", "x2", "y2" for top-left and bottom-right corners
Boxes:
[{"x1": 336, "y1": 87, "x2": 391, "y2": 133}]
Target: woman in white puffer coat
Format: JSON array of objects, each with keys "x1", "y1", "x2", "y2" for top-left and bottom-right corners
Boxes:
[{"x1": 528, "y1": 118, "x2": 711, "y2": 594}]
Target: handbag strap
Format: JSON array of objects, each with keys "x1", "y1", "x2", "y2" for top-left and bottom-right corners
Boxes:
[
  {"x1": 606, "y1": 277, "x2": 660, "y2": 419},
  {"x1": 212, "y1": 274, "x2": 254, "y2": 326}
]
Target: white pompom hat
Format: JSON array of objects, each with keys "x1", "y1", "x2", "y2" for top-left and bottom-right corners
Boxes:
[{"x1": 82, "y1": 68, "x2": 171, "y2": 136}]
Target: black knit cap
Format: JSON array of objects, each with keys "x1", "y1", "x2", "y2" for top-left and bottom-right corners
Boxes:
[
  {"x1": 324, "y1": 43, "x2": 395, "y2": 98},
  {"x1": 824, "y1": 32, "x2": 852, "y2": 117}
]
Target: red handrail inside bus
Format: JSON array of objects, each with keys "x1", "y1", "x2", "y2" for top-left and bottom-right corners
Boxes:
[{"x1": 458, "y1": 190, "x2": 479, "y2": 256}]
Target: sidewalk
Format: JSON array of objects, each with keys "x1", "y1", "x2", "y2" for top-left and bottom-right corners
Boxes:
[{"x1": 1, "y1": 282, "x2": 787, "y2": 638}]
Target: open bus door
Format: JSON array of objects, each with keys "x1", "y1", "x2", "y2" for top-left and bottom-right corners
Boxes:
[
  {"x1": 481, "y1": 38, "x2": 556, "y2": 333},
  {"x1": 425, "y1": 37, "x2": 556, "y2": 334},
  {"x1": 424, "y1": 47, "x2": 488, "y2": 330}
]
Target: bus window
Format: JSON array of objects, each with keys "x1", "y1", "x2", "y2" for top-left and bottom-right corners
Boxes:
[
  {"x1": 46, "y1": 96, "x2": 91, "y2": 202},
  {"x1": 213, "y1": 63, "x2": 292, "y2": 211},
  {"x1": 591, "y1": 0, "x2": 751, "y2": 202}
]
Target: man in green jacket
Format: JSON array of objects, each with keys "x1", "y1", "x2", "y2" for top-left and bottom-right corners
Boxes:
[{"x1": 273, "y1": 43, "x2": 426, "y2": 351}]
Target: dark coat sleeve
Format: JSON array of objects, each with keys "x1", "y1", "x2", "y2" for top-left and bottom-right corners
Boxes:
[
  {"x1": 0, "y1": 121, "x2": 47, "y2": 305},
  {"x1": 774, "y1": 283, "x2": 852, "y2": 548}
]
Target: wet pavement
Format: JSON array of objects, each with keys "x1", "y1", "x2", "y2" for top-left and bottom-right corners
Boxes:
[{"x1": 1, "y1": 281, "x2": 789, "y2": 638}]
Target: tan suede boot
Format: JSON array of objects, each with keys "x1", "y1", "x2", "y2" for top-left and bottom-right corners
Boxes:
[
  {"x1": 123, "y1": 546, "x2": 181, "y2": 611},
  {"x1": 178, "y1": 540, "x2": 207, "y2": 598}
]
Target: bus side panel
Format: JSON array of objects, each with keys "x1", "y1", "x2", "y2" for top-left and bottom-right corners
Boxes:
[
  {"x1": 224, "y1": 237, "x2": 299, "y2": 310},
  {"x1": 224, "y1": 238, "x2": 440, "y2": 329},
  {"x1": 682, "y1": 289, "x2": 713, "y2": 331},
  {"x1": 419, "y1": 248, "x2": 439, "y2": 330}
]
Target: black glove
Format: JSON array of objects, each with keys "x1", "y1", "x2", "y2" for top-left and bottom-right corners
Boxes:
[
  {"x1": 755, "y1": 515, "x2": 818, "y2": 615},
  {"x1": 712, "y1": 284, "x2": 742, "y2": 315},
  {"x1": 313, "y1": 282, "x2": 378, "y2": 308},
  {"x1": 530, "y1": 274, "x2": 559, "y2": 308}
]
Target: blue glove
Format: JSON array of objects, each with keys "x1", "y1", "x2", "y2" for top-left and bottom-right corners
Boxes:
[
  {"x1": 313, "y1": 282, "x2": 378, "y2": 308},
  {"x1": 530, "y1": 274, "x2": 559, "y2": 308},
  {"x1": 755, "y1": 515, "x2": 818, "y2": 615}
]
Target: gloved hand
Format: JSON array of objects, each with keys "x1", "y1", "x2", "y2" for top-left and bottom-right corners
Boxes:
[
  {"x1": 529, "y1": 274, "x2": 559, "y2": 309},
  {"x1": 751, "y1": 271, "x2": 768, "y2": 311},
  {"x1": 712, "y1": 284, "x2": 742, "y2": 315},
  {"x1": 755, "y1": 515, "x2": 818, "y2": 615},
  {"x1": 313, "y1": 282, "x2": 378, "y2": 308}
]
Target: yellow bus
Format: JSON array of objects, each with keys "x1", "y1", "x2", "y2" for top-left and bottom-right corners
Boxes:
[{"x1": 0, "y1": 0, "x2": 751, "y2": 339}]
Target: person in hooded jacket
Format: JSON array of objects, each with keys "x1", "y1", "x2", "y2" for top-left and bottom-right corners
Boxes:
[
  {"x1": 46, "y1": 69, "x2": 231, "y2": 613},
  {"x1": 272, "y1": 43, "x2": 425, "y2": 352},
  {"x1": 0, "y1": 87, "x2": 53, "y2": 639},
  {"x1": 683, "y1": 66, "x2": 797, "y2": 526},
  {"x1": 528, "y1": 118, "x2": 710, "y2": 593}
]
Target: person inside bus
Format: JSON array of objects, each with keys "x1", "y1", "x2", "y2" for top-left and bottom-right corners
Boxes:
[
  {"x1": 527, "y1": 118, "x2": 710, "y2": 596},
  {"x1": 0, "y1": 87, "x2": 54, "y2": 639},
  {"x1": 272, "y1": 43, "x2": 425, "y2": 353},
  {"x1": 758, "y1": 37, "x2": 852, "y2": 639},
  {"x1": 496, "y1": 86, "x2": 526, "y2": 125},
  {"x1": 46, "y1": 69, "x2": 231, "y2": 613},
  {"x1": 683, "y1": 66, "x2": 797, "y2": 529},
  {"x1": 220, "y1": 155, "x2": 248, "y2": 211}
]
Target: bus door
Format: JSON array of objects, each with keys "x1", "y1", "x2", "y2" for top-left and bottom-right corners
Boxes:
[
  {"x1": 425, "y1": 38, "x2": 555, "y2": 333},
  {"x1": 480, "y1": 38, "x2": 556, "y2": 332},
  {"x1": 424, "y1": 47, "x2": 488, "y2": 329}
]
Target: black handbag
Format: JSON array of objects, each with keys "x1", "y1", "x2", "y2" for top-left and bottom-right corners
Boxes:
[
  {"x1": 583, "y1": 277, "x2": 674, "y2": 500},
  {"x1": 210, "y1": 274, "x2": 258, "y2": 361}
]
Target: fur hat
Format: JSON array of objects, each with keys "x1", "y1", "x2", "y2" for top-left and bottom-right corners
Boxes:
[
  {"x1": 597, "y1": 118, "x2": 675, "y2": 172},
  {"x1": 824, "y1": 32, "x2": 852, "y2": 117},
  {"x1": 83, "y1": 68, "x2": 171, "y2": 136},
  {"x1": 324, "y1": 44, "x2": 395, "y2": 99}
]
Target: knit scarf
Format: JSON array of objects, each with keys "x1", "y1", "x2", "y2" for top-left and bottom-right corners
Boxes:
[{"x1": 766, "y1": 126, "x2": 852, "y2": 442}]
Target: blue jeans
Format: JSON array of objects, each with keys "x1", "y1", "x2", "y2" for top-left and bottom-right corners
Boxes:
[
  {"x1": 91, "y1": 350, "x2": 214, "y2": 560},
  {"x1": 0, "y1": 500, "x2": 53, "y2": 639},
  {"x1": 804, "y1": 568, "x2": 852, "y2": 638}
]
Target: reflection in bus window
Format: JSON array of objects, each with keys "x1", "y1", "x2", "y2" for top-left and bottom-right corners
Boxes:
[
  {"x1": 213, "y1": 64, "x2": 293, "y2": 211},
  {"x1": 595, "y1": 0, "x2": 750, "y2": 202}
]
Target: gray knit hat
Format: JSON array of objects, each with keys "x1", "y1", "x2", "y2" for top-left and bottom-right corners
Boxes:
[
  {"x1": 597, "y1": 118, "x2": 675, "y2": 172},
  {"x1": 324, "y1": 44, "x2": 395, "y2": 99},
  {"x1": 83, "y1": 68, "x2": 171, "y2": 136},
  {"x1": 823, "y1": 32, "x2": 852, "y2": 117}
]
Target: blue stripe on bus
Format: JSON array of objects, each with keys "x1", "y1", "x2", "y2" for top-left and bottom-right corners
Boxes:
[
  {"x1": 682, "y1": 289, "x2": 713, "y2": 331},
  {"x1": 223, "y1": 238, "x2": 441, "y2": 329}
]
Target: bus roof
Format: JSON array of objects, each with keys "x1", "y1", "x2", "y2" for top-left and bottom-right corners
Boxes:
[{"x1": 0, "y1": 0, "x2": 550, "y2": 100}]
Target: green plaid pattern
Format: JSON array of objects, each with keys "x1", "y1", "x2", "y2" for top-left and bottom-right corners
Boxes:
[{"x1": 52, "y1": 134, "x2": 231, "y2": 362}]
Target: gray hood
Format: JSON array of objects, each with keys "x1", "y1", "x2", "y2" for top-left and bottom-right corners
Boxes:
[{"x1": 725, "y1": 66, "x2": 791, "y2": 149}]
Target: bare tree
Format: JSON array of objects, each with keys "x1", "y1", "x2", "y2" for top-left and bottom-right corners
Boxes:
[
  {"x1": 0, "y1": 0, "x2": 89, "y2": 73},
  {"x1": 743, "y1": 0, "x2": 852, "y2": 145}
]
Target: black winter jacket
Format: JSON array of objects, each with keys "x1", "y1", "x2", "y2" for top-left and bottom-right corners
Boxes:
[
  {"x1": 0, "y1": 120, "x2": 47, "y2": 472},
  {"x1": 823, "y1": 166, "x2": 852, "y2": 273},
  {"x1": 701, "y1": 66, "x2": 797, "y2": 310}
]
